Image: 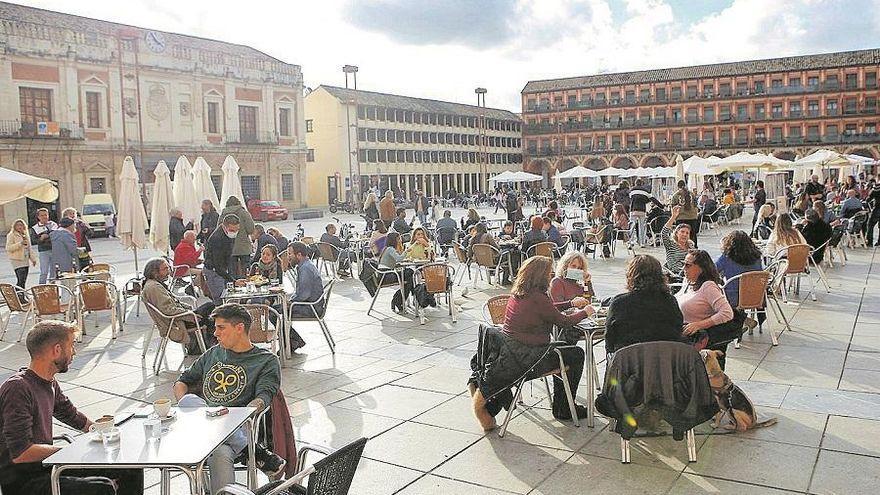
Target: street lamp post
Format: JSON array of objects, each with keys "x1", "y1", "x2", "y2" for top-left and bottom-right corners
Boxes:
[
  {"x1": 343, "y1": 65, "x2": 359, "y2": 205},
  {"x1": 475, "y1": 88, "x2": 487, "y2": 192},
  {"x1": 555, "y1": 121, "x2": 563, "y2": 189}
]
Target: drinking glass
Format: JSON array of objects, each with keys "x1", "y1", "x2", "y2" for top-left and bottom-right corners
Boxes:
[
  {"x1": 101, "y1": 428, "x2": 119, "y2": 449},
  {"x1": 144, "y1": 418, "x2": 162, "y2": 439}
]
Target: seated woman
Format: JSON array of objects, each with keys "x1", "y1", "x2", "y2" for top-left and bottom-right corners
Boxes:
[
  {"x1": 678, "y1": 250, "x2": 737, "y2": 368},
  {"x1": 753, "y1": 203, "x2": 776, "y2": 239},
  {"x1": 661, "y1": 205, "x2": 693, "y2": 274},
  {"x1": 612, "y1": 203, "x2": 629, "y2": 231},
  {"x1": 521, "y1": 216, "x2": 548, "y2": 255},
  {"x1": 791, "y1": 191, "x2": 811, "y2": 216},
  {"x1": 604, "y1": 255, "x2": 683, "y2": 355},
  {"x1": 248, "y1": 244, "x2": 283, "y2": 283},
  {"x1": 469, "y1": 256, "x2": 593, "y2": 430},
  {"x1": 378, "y1": 232, "x2": 412, "y2": 313},
  {"x1": 461, "y1": 208, "x2": 481, "y2": 231},
  {"x1": 715, "y1": 230, "x2": 763, "y2": 309},
  {"x1": 550, "y1": 251, "x2": 594, "y2": 303},
  {"x1": 765, "y1": 214, "x2": 807, "y2": 258},
  {"x1": 800, "y1": 209, "x2": 832, "y2": 264},
  {"x1": 369, "y1": 219, "x2": 388, "y2": 257},
  {"x1": 403, "y1": 227, "x2": 435, "y2": 261},
  {"x1": 499, "y1": 220, "x2": 516, "y2": 241}
]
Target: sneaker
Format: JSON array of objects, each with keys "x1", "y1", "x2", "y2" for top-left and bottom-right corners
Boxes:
[{"x1": 254, "y1": 444, "x2": 286, "y2": 479}]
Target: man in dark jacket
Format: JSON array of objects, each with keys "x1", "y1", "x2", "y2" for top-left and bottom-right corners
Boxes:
[
  {"x1": 867, "y1": 181, "x2": 880, "y2": 246},
  {"x1": 198, "y1": 200, "x2": 219, "y2": 244},
  {"x1": 169, "y1": 208, "x2": 193, "y2": 251},
  {"x1": 203, "y1": 214, "x2": 239, "y2": 303},
  {"x1": 629, "y1": 179, "x2": 663, "y2": 247},
  {"x1": 319, "y1": 224, "x2": 356, "y2": 276},
  {"x1": 391, "y1": 208, "x2": 412, "y2": 235}
]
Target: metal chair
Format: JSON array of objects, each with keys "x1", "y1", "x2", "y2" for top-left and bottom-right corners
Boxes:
[
  {"x1": 764, "y1": 259, "x2": 792, "y2": 336},
  {"x1": 142, "y1": 297, "x2": 207, "y2": 375},
  {"x1": 242, "y1": 304, "x2": 282, "y2": 356},
  {"x1": 526, "y1": 241, "x2": 556, "y2": 261},
  {"x1": 844, "y1": 211, "x2": 869, "y2": 248},
  {"x1": 29, "y1": 284, "x2": 74, "y2": 323},
  {"x1": 0, "y1": 283, "x2": 34, "y2": 341},
  {"x1": 452, "y1": 242, "x2": 474, "y2": 286},
  {"x1": 289, "y1": 279, "x2": 337, "y2": 353},
  {"x1": 217, "y1": 437, "x2": 367, "y2": 495},
  {"x1": 722, "y1": 271, "x2": 775, "y2": 347},
  {"x1": 81, "y1": 263, "x2": 116, "y2": 282},
  {"x1": 826, "y1": 226, "x2": 847, "y2": 267},
  {"x1": 76, "y1": 280, "x2": 122, "y2": 339},
  {"x1": 472, "y1": 244, "x2": 509, "y2": 287},
  {"x1": 122, "y1": 275, "x2": 145, "y2": 323},
  {"x1": 315, "y1": 242, "x2": 342, "y2": 279},
  {"x1": 483, "y1": 294, "x2": 511, "y2": 325},
  {"x1": 774, "y1": 243, "x2": 828, "y2": 302},
  {"x1": 583, "y1": 224, "x2": 613, "y2": 259},
  {"x1": 415, "y1": 263, "x2": 457, "y2": 325}
]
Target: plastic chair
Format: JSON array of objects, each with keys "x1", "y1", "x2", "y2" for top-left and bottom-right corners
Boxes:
[
  {"x1": 483, "y1": 294, "x2": 510, "y2": 325},
  {"x1": 289, "y1": 279, "x2": 337, "y2": 353},
  {"x1": 0, "y1": 284, "x2": 33, "y2": 341},
  {"x1": 415, "y1": 263, "x2": 457, "y2": 325},
  {"x1": 142, "y1": 297, "x2": 207, "y2": 375},
  {"x1": 76, "y1": 280, "x2": 121, "y2": 339},
  {"x1": 217, "y1": 437, "x2": 367, "y2": 495}
]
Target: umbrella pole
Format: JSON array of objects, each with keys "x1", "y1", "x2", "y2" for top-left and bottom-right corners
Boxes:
[{"x1": 134, "y1": 247, "x2": 139, "y2": 274}]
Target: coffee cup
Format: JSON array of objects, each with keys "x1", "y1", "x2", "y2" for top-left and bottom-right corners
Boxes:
[
  {"x1": 89, "y1": 415, "x2": 115, "y2": 434},
  {"x1": 153, "y1": 398, "x2": 172, "y2": 418}
]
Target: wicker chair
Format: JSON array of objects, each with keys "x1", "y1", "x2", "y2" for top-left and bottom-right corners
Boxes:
[
  {"x1": 241, "y1": 304, "x2": 282, "y2": 356},
  {"x1": 722, "y1": 271, "x2": 775, "y2": 347},
  {"x1": 472, "y1": 244, "x2": 508, "y2": 286},
  {"x1": 289, "y1": 280, "x2": 337, "y2": 353},
  {"x1": 0, "y1": 283, "x2": 34, "y2": 341},
  {"x1": 217, "y1": 437, "x2": 367, "y2": 495},
  {"x1": 774, "y1": 243, "x2": 828, "y2": 302},
  {"x1": 76, "y1": 280, "x2": 121, "y2": 339},
  {"x1": 415, "y1": 263, "x2": 457, "y2": 325},
  {"x1": 81, "y1": 263, "x2": 115, "y2": 282},
  {"x1": 526, "y1": 241, "x2": 556, "y2": 261},
  {"x1": 483, "y1": 294, "x2": 511, "y2": 325},
  {"x1": 30, "y1": 284, "x2": 74, "y2": 324},
  {"x1": 315, "y1": 242, "x2": 341, "y2": 279}
]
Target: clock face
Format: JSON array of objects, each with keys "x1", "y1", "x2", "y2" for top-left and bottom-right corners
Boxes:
[{"x1": 145, "y1": 31, "x2": 166, "y2": 53}]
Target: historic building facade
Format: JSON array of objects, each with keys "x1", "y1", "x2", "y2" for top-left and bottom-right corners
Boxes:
[
  {"x1": 304, "y1": 85, "x2": 521, "y2": 206},
  {"x1": 521, "y1": 49, "x2": 880, "y2": 181},
  {"x1": 0, "y1": 2, "x2": 307, "y2": 230}
]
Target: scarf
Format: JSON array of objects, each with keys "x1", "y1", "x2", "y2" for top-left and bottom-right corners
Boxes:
[{"x1": 257, "y1": 259, "x2": 277, "y2": 277}]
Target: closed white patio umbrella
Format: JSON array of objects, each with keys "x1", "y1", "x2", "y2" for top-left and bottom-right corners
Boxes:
[
  {"x1": 117, "y1": 156, "x2": 148, "y2": 272},
  {"x1": 674, "y1": 154, "x2": 685, "y2": 182},
  {"x1": 0, "y1": 167, "x2": 58, "y2": 205},
  {"x1": 171, "y1": 156, "x2": 201, "y2": 227},
  {"x1": 149, "y1": 160, "x2": 174, "y2": 253},
  {"x1": 192, "y1": 156, "x2": 220, "y2": 211},
  {"x1": 220, "y1": 155, "x2": 245, "y2": 207}
]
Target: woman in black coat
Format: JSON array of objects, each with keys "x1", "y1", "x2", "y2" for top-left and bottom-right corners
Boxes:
[{"x1": 605, "y1": 255, "x2": 684, "y2": 355}]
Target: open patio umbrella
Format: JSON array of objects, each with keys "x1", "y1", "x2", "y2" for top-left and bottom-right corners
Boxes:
[
  {"x1": 117, "y1": 156, "x2": 148, "y2": 272},
  {"x1": 220, "y1": 155, "x2": 245, "y2": 207},
  {"x1": 192, "y1": 157, "x2": 220, "y2": 210},
  {"x1": 0, "y1": 167, "x2": 59, "y2": 205},
  {"x1": 171, "y1": 156, "x2": 201, "y2": 227},
  {"x1": 709, "y1": 151, "x2": 790, "y2": 174},
  {"x1": 149, "y1": 160, "x2": 174, "y2": 253},
  {"x1": 555, "y1": 166, "x2": 599, "y2": 179},
  {"x1": 511, "y1": 171, "x2": 544, "y2": 182},
  {"x1": 488, "y1": 170, "x2": 516, "y2": 183},
  {"x1": 597, "y1": 167, "x2": 623, "y2": 177}
]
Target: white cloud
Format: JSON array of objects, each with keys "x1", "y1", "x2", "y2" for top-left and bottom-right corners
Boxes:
[{"x1": 12, "y1": 0, "x2": 880, "y2": 111}]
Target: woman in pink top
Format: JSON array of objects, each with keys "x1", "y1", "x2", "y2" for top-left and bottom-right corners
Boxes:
[{"x1": 677, "y1": 249, "x2": 737, "y2": 367}]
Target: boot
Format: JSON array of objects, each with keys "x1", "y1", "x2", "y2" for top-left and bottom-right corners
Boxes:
[{"x1": 471, "y1": 389, "x2": 497, "y2": 432}]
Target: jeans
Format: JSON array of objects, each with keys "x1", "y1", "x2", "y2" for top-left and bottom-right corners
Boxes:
[
  {"x1": 417, "y1": 212, "x2": 427, "y2": 226},
  {"x1": 178, "y1": 394, "x2": 247, "y2": 494},
  {"x1": 868, "y1": 208, "x2": 880, "y2": 246},
  {"x1": 38, "y1": 250, "x2": 51, "y2": 284},
  {"x1": 14, "y1": 265, "x2": 29, "y2": 289},
  {"x1": 203, "y1": 268, "x2": 229, "y2": 304},
  {"x1": 1, "y1": 465, "x2": 143, "y2": 495},
  {"x1": 629, "y1": 211, "x2": 647, "y2": 246}
]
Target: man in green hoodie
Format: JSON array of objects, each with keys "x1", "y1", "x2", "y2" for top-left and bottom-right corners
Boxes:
[{"x1": 220, "y1": 197, "x2": 255, "y2": 278}]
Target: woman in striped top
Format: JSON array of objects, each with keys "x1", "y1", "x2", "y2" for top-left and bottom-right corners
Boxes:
[{"x1": 661, "y1": 205, "x2": 694, "y2": 274}]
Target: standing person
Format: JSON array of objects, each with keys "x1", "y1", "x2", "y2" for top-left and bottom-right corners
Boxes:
[
  {"x1": 203, "y1": 214, "x2": 240, "y2": 304},
  {"x1": 867, "y1": 180, "x2": 880, "y2": 247},
  {"x1": 804, "y1": 174, "x2": 825, "y2": 202},
  {"x1": 103, "y1": 212, "x2": 115, "y2": 238},
  {"x1": 6, "y1": 219, "x2": 37, "y2": 290},
  {"x1": 379, "y1": 190, "x2": 396, "y2": 226},
  {"x1": 168, "y1": 208, "x2": 193, "y2": 252},
  {"x1": 49, "y1": 218, "x2": 78, "y2": 278},
  {"x1": 0, "y1": 321, "x2": 144, "y2": 495},
  {"x1": 30, "y1": 208, "x2": 56, "y2": 284},
  {"x1": 670, "y1": 180, "x2": 700, "y2": 248},
  {"x1": 505, "y1": 187, "x2": 519, "y2": 223},
  {"x1": 288, "y1": 242, "x2": 320, "y2": 351},
  {"x1": 363, "y1": 192, "x2": 379, "y2": 222},
  {"x1": 629, "y1": 178, "x2": 662, "y2": 248},
  {"x1": 613, "y1": 180, "x2": 631, "y2": 212},
  {"x1": 198, "y1": 199, "x2": 219, "y2": 244},
  {"x1": 220, "y1": 197, "x2": 255, "y2": 278},
  {"x1": 750, "y1": 180, "x2": 767, "y2": 228},
  {"x1": 61, "y1": 208, "x2": 92, "y2": 270},
  {"x1": 494, "y1": 188, "x2": 504, "y2": 214},
  {"x1": 413, "y1": 190, "x2": 429, "y2": 226}
]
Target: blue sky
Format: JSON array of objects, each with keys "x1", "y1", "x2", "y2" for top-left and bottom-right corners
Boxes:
[{"x1": 13, "y1": 0, "x2": 880, "y2": 111}]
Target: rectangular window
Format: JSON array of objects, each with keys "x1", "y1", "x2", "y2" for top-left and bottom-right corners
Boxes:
[
  {"x1": 306, "y1": 149, "x2": 315, "y2": 162},
  {"x1": 241, "y1": 175, "x2": 261, "y2": 200},
  {"x1": 207, "y1": 101, "x2": 219, "y2": 133},
  {"x1": 826, "y1": 74, "x2": 839, "y2": 88},
  {"x1": 656, "y1": 87, "x2": 666, "y2": 101},
  {"x1": 771, "y1": 79, "x2": 783, "y2": 88},
  {"x1": 808, "y1": 76, "x2": 819, "y2": 87},
  {"x1": 736, "y1": 81, "x2": 748, "y2": 95},
  {"x1": 85, "y1": 91, "x2": 101, "y2": 128},
  {"x1": 867, "y1": 72, "x2": 877, "y2": 88},
  {"x1": 281, "y1": 174, "x2": 294, "y2": 200},
  {"x1": 279, "y1": 108, "x2": 291, "y2": 136},
  {"x1": 89, "y1": 177, "x2": 106, "y2": 194},
  {"x1": 719, "y1": 83, "x2": 731, "y2": 96},
  {"x1": 846, "y1": 73, "x2": 858, "y2": 89},
  {"x1": 304, "y1": 118, "x2": 312, "y2": 133},
  {"x1": 19, "y1": 87, "x2": 53, "y2": 124},
  {"x1": 754, "y1": 81, "x2": 765, "y2": 94},
  {"x1": 788, "y1": 77, "x2": 801, "y2": 87},
  {"x1": 826, "y1": 124, "x2": 838, "y2": 136},
  {"x1": 238, "y1": 106, "x2": 257, "y2": 142}
]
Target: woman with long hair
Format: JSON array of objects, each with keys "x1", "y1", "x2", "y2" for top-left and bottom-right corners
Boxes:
[
  {"x1": 403, "y1": 226, "x2": 434, "y2": 261},
  {"x1": 765, "y1": 213, "x2": 807, "y2": 256},
  {"x1": 462, "y1": 208, "x2": 480, "y2": 231},
  {"x1": 5, "y1": 218, "x2": 36, "y2": 290},
  {"x1": 678, "y1": 249, "x2": 736, "y2": 366},
  {"x1": 378, "y1": 231, "x2": 412, "y2": 313},
  {"x1": 369, "y1": 219, "x2": 388, "y2": 256},
  {"x1": 661, "y1": 205, "x2": 694, "y2": 273},
  {"x1": 469, "y1": 256, "x2": 592, "y2": 430},
  {"x1": 716, "y1": 230, "x2": 763, "y2": 308},
  {"x1": 363, "y1": 192, "x2": 379, "y2": 221},
  {"x1": 670, "y1": 180, "x2": 700, "y2": 247},
  {"x1": 604, "y1": 255, "x2": 683, "y2": 354},
  {"x1": 550, "y1": 251, "x2": 594, "y2": 303}
]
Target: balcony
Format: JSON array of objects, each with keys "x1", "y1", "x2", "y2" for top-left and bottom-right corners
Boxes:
[
  {"x1": 225, "y1": 130, "x2": 279, "y2": 145},
  {"x1": 0, "y1": 120, "x2": 84, "y2": 140}
]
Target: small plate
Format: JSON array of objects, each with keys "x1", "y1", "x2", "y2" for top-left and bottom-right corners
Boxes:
[
  {"x1": 149, "y1": 409, "x2": 177, "y2": 422},
  {"x1": 89, "y1": 431, "x2": 120, "y2": 443}
]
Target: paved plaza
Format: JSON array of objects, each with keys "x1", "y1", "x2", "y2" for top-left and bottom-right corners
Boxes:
[{"x1": 1, "y1": 206, "x2": 878, "y2": 494}]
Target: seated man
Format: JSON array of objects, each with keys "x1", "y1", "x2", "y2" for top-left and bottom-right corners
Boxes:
[
  {"x1": 391, "y1": 208, "x2": 413, "y2": 235},
  {"x1": 142, "y1": 257, "x2": 215, "y2": 355},
  {"x1": 173, "y1": 230, "x2": 203, "y2": 278},
  {"x1": 288, "y1": 242, "x2": 323, "y2": 352},
  {"x1": 839, "y1": 189, "x2": 864, "y2": 219},
  {"x1": 542, "y1": 216, "x2": 564, "y2": 247},
  {"x1": 0, "y1": 321, "x2": 144, "y2": 495},
  {"x1": 319, "y1": 223, "x2": 357, "y2": 277},
  {"x1": 173, "y1": 304, "x2": 284, "y2": 494},
  {"x1": 435, "y1": 210, "x2": 458, "y2": 257}
]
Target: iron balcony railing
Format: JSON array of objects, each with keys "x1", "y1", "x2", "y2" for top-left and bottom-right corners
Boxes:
[
  {"x1": 224, "y1": 130, "x2": 279, "y2": 145},
  {"x1": 0, "y1": 120, "x2": 84, "y2": 139}
]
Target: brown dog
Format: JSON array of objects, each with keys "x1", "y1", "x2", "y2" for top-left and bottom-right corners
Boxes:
[{"x1": 701, "y1": 350, "x2": 776, "y2": 432}]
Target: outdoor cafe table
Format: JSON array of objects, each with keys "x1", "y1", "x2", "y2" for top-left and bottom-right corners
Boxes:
[
  {"x1": 43, "y1": 406, "x2": 258, "y2": 495},
  {"x1": 222, "y1": 280, "x2": 294, "y2": 366},
  {"x1": 573, "y1": 307, "x2": 607, "y2": 428}
]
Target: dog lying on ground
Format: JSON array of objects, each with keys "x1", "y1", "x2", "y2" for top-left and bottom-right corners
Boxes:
[{"x1": 701, "y1": 350, "x2": 777, "y2": 432}]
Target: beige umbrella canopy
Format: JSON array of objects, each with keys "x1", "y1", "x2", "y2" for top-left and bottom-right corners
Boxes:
[
  {"x1": 192, "y1": 157, "x2": 220, "y2": 211},
  {"x1": 149, "y1": 160, "x2": 174, "y2": 253},
  {"x1": 0, "y1": 167, "x2": 59, "y2": 205},
  {"x1": 171, "y1": 155, "x2": 201, "y2": 227},
  {"x1": 116, "y1": 156, "x2": 148, "y2": 271},
  {"x1": 220, "y1": 155, "x2": 245, "y2": 207}
]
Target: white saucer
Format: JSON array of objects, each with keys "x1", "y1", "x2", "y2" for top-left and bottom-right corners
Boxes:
[
  {"x1": 89, "y1": 431, "x2": 120, "y2": 443},
  {"x1": 148, "y1": 409, "x2": 177, "y2": 422}
]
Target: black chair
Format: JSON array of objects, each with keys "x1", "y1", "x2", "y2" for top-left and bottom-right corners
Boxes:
[{"x1": 217, "y1": 437, "x2": 368, "y2": 495}]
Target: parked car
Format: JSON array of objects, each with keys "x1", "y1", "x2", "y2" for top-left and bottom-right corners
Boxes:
[
  {"x1": 81, "y1": 193, "x2": 116, "y2": 236},
  {"x1": 247, "y1": 199, "x2": 288, "y2": 222}
]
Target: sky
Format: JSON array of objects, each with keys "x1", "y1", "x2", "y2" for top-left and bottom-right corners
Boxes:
[{"x1": 14, "y1": 0, "x2": 880, "y2": 112}]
